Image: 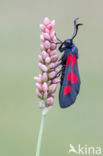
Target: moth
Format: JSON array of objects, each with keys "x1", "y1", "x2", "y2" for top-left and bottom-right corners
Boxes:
[{"x1": 47, "y1": 18, "x2": 83, "y2": 108}]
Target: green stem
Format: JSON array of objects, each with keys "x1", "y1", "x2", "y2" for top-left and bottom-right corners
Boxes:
[{"x1": 36, "y1": 110, "x2": 46, "y2": 156}]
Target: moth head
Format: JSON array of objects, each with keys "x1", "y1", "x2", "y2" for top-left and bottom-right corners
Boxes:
[{"x1": 64, "y1": 39, "x2": 72, "y2": 48}]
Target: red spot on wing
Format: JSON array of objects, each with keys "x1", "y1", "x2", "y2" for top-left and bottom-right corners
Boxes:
[
  {"x1": 66, "y1": 53, "x2": 72, "y2": 68},
  {"x1": 71, "y1": 72, "x2": 78, "y2": 83},
  {"x1": 64, "y1": 85, "x2": 71, "y2": 95},
  {"x1": 67, "y1": 72, "x2": 78, "y2": 83},
  {"x1": 67, "y1": 72, "x2": 71, "y2": 81},
  {"x1": 71, "y1": 55, "x2": 77, "y2": 68}
]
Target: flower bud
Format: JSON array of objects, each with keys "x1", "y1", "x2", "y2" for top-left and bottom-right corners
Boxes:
[
  {"x1": 47, "y1": 23, "x2": 53, "y2": 30},
  {"x1": 43, "y1": 17, "x2": 50, "y2": 25},
  {"x1": 40, "y1": 44, "x2": 45, "y2": 51},
  {"x1": 45, "y1": 28, "x2": 49, "y2": 33},
  {"x1": 46, "y1": 97, "x2": 54, "y2": 106},
  {"x1": 47, "y1": 49, "x2": 51, "y2": 53},
  {"x1": 43, "y1": 91, "x2": 48, "y2": 100},
  {"x1": 45, "y1": 56, "x2": 51, "y2": 64},
  {"x1": 40, "y1": 34, "x2": 44, "y2": 41},
  {"x1": 52, "y1": 78, "x2": 60, "y2": 84},
  {"x1": 51, "y1": 43, "x2": 57, "y2": 50},
  {"x1": 36, "y1": 83, "x2": 42, "y2": 91},
  {"x1": 50, "y1": 31, "x2": 55, "y2": 39},
  {"x1": 42, "y1": 82, "x2": 48, "y2": 92},
  {"x1": 49, "y1": 84, "x2": 57, "y2": 93},
  {"x1": 42, "y1": 51, "x2": 48, "y2": 59},
  {"x1": 51, "y1": 20, "x2": 55, "y2": 27},
  {"x1": 50, "y1": 50, "x2": 56, "y2": 56},
  {"x1": 51, "y1": 55, "x2": 58, "y2": 62},
  {"x1": 38, "y1": 74, "x2": 43, "y2": 83},
  {"x1": 52, "y1": 36, "x2": 57, "y2": 41},
  {"x1": 38, "y1": 55, "x2": 43, "y2": 63},
  {"x1": 39, "y1": 63, "x2": 48, "y2": 72},
  {"x1": 48, "y1": 63, "x2": 55, "y2": 69},
  {"x1": 44, "y1": 41, "x2": 51, "y2": 49},
  {"x1": 48, "y1": 71, "x2": 56, "y2": 79},
  {"x1": 54, "y1": 61, "x2": 60, "y2": 68},
  {"x1": 48, "y1": 93, "x2": 54, "y2": 98},
  {"x1": 36, "y1": 88, "x2": 42, "y2": 99},
  {"x1": 43, "y1": 33, "x2": 50, "y2": 40},
  {"x1": 40, "y1": 24, "x2": 45, "y2": 31},
  {"x1": 34, "y1": 76, "x2": 42, "y2": 83},
  {"x1": 42, "y1": 72, "x2": 48, "y2": 82}
]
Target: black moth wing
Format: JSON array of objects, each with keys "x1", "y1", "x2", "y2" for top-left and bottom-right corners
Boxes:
[{"x1": 59, "y1": 45, "x2": 81, "y2": 108}]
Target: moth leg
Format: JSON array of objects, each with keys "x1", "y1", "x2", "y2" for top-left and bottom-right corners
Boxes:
[
  {"x1": 49, "y1": 55, "x2": 65, "y2": 71},
  {"x1": 52, "y1": 53, "x2": 65, "y2": 69},
  {"x1": 54, "y1": 61, "x2": 66, "y2": 77},
  {"x1": 49, "y1": 61, "x2": 62, "y2": 70},
  {"x1": 45, "y1": 38, "x2": 62, "y2": 45},
  {"x1": 55, "y1": 67, "x2": 65, "y2": 77},
  {"x1": 58, "y1": 54, "x2": 65, "y2": 62}
]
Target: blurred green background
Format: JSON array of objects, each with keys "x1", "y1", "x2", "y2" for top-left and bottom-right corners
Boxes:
[{"x1": 0, "y1": 0, "x2": 103, "y2": 156}]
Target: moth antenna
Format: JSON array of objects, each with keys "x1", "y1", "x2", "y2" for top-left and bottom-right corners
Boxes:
[
  {"x1": 72, "y1": 18, "x2": 83, "y2": 40},
  {"x1": 55, "y1": 33, "x2": 63, "y2": 43}
]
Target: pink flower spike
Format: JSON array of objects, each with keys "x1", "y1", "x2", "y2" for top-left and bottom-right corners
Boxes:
[
  {"x1": 46, "y1": 97, "x2": 54, "y2": 106},
  {"x1": 39, "y1": 63, "x2": 48, "y2": 72},
  {"x1": 43, "y1": 17, "x2": 50, "y2": 25},
  {"x1": 35, "y1": 17, "x2": 59, "y2": 110},
  {"x1": 49, "y1": 84, "x2": 57, "y2": 93},
  {"x1": 42, "y1": 82, "x2": 48, "y2": 92}
]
